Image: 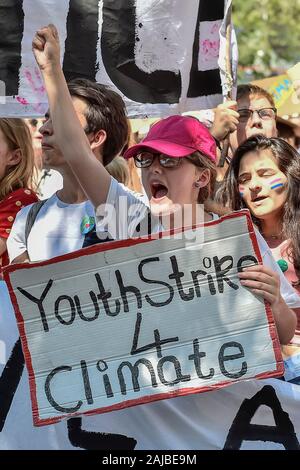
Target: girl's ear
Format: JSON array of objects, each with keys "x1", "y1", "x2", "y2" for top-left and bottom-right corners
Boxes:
[
  {"x1": 195, "y1": 168, "x2": 210, "y2": 188},
  {"x1": 6, "y1": 149, "x2": 22, "y2": 169},
  {"x1": 90, "y1": 129, "x2": 107, "y2": 151}
]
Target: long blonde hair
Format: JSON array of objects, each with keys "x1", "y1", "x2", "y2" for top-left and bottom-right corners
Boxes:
[{"x1": 0, "y1": 118, "x2": 36, "y2": 200}]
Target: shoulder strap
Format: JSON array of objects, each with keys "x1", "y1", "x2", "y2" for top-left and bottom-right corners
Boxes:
[{"x1": 25, "y1": 199, "x2": 48, "y2": 246}]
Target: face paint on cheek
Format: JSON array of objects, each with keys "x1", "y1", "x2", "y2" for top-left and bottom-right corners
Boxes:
[
  {"x1": 239, "y1": 185, "x2": 245, "y2": 197},
  {"x1": 269, "y1": 177, "x2": 284, "y2": 190}
]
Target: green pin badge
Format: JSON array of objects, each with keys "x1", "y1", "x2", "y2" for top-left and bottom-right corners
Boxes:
[
  {"x1": 81, "y1": 216, "x2": 95, "y2": 235},
  {"x1": 277, "y1": 259, "x2": 288, "y2": 273}
]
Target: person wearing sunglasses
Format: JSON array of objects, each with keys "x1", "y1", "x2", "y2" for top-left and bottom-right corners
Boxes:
[
  {"x1": 6, "y1": 24, "x2": 296, "y2": 452},
  {"x1": 126, "y1": 116, "x2": 217, "y2": 226},
  {"x1": 31, "y1": 25, "x2": 298, "y2": 344}
]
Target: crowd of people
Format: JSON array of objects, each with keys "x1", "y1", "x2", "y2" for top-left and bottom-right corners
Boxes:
[{"x1": 0, "y1": 24, "x2": 300, "y2": 449}]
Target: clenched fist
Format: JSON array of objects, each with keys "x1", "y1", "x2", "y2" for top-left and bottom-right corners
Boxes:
[{"x1": 32, "y1": 24, "x2": 61, "y2": 74}]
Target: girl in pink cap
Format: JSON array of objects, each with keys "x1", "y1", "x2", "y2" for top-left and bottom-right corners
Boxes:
[{"x1": 31, "y1": 25, "x2": 298, "y2": 344}]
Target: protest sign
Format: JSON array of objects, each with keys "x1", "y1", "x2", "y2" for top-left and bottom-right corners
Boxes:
[
  {"x1": 0, "y1": 286, "x2": 299, "y2": 452},
  {"x1": 252, "y1": 74, "x2": 300, "y2": 119},
  {"x1": 0, "y1": 0, "x2": 236, "y2": 118},
  {"x1": 3, "y1": 211, "x2": 283, "y2": 427}
]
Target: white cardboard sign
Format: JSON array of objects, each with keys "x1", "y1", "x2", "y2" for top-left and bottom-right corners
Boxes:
[{"x1": 4, "y1": 211, "x2": 283, "y2": 426}]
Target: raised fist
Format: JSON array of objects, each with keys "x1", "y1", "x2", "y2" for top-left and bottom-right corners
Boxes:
[{"x1": 32, "y1": 24, "x2": 61, "y2": 73}]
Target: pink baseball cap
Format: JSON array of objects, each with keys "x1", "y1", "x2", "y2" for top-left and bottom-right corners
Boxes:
[{"x1": 124, "y1": 115, "x2": 216, "y2": 162}]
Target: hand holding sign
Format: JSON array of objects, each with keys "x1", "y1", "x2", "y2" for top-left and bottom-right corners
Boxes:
[
  {"x1": 3, "y1": 212, "x2": 284, "y2": 426},
  {"x1": 239, "y1": 264, "x2": 296, "y2": 345},
  {"x1": 238, "y1": 264, "x2": 280, "y2": 305},
  {"x1": 32, "y1": 24, "x2": 61, "y2": 74}
]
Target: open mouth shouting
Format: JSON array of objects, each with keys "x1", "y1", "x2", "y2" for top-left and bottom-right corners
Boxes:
[{"x1": 150, "y1": 181, "x2": 169, "y2": 201}]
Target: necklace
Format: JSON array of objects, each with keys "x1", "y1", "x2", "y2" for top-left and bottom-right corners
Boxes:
[{"x1": 261, "y1": 231, "x2": 282, "y2": 240}]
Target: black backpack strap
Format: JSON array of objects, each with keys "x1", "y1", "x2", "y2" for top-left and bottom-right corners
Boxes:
[{"x1": 25, "y1": 199, "x2": 48, "y2": 246}]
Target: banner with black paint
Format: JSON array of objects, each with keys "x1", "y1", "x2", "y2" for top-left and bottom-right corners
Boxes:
[
  {"x1": 3, "y1": 211, "x2": 282, "y2": 426},
  {"x1": 0, "y1": 0, "x2": 236, "y2": 117}
]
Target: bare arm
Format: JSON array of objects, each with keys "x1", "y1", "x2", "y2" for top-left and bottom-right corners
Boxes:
[
  {"x1": 11, "y1": 251, "x2": 30, "y2": 264},
  {"x1": 32, "y1": 25, "x2": 111, "y2": 209}
]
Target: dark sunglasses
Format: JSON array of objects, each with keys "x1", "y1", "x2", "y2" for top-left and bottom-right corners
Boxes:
[{"x1": 134, "y1": 152, "x2": 182, "y2": 168}]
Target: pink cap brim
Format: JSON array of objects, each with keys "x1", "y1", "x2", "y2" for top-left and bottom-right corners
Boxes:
[{"x1": 124, "y1": 140, "x2": 198, "y2": 160}]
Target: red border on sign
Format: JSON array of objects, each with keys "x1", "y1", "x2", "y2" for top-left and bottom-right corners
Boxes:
[{"x1": 3, "y1": 209, "x2": 283, "y2": 426}]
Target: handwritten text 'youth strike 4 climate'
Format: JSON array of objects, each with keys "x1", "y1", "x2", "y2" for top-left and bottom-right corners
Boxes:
[{"x1": 18, "y1": 253, "x2": 257, "y2": 333}]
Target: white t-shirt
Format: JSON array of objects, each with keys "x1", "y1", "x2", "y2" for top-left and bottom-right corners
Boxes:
[
  {"x1": 97, "y1": 177, "x2": 300, "y2": 309},
  {"x1": 8, "y1": 184, "x2": 146, "y2": 263},
  {"x1": 36, "y1": 169, "x2": 63, "y2": 200},
  {"x1": 1, "y1": 177, "x2": 300, "y2": 450},
  {"x1": 7, "y1": 194, "x2": 100, "y2": 262}
]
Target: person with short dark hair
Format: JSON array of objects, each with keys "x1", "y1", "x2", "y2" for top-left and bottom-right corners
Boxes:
[
  {"x1": 67, "y1": 78, "x2": 128, "y2": 166},
  {"x1": 32, "y1": 24, "x2": 298, "y2": 345},
  {"x1": 7, "y1": 78, "x2": 129, "y2": 263},
  {"x1": 230, "y1": 84, "x2": 278, "y2": 153}
]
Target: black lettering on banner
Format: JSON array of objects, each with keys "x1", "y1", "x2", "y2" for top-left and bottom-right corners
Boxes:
[
  {"x1": 187, "y1": 0, "x2": 224, "y2": 97},
  {"x1": 115, "y1": 270, "x2": 142, "y2": 312},
  {"x1": 97, "y1": 360, "x2": 114, "y2": 398},
  {"x1": 0, "y1": 340, "x2": 136, "y2": 452},
  {"x1": 138, "y1": 257, "x2": 174, "y2": 307},
  {"x1": 237, "y1": 255, "x2": 258, "y2": 272},
  {"x1": 74, "y1": 293, "x2": 100, "y2": 322},
  {"x1": 224, "y1": 385, "x2": 300, "y2": 450},
  {"x1": 80, "y1": 360, "x2": 94, "y2": 405},
  {"x1": 203, "y1": 257, "x2": 212, "y2": 269},
  {"x1": 94, "y1": 273, "x2": 121, "y2": 316},
  {"x1": 17, "y1": 279, "x2": 53, "y2": 332},
  {"x1": 118, "y1": 358, "x2": 158, "y2": 395},
  {"x1": 101, "y1": 0, "x2": 181, "y2": 103},
  {"x1": 68, "y1": 417, "x2": 137, "y2": 450},
  {"x1": 63, "y1": 0, "x2": 99, "y2": 82},
  {"x1": 45, "y1": 366, "x2": 83, "y2": 413},
  {"x1": 218, "y1": 341, "x2": 247, "y2": 379},
  {"x1": 207, "y1": 274, "x2": 217, "y2": 295},
  {"x1": 0, "y1": 338, "x2": 24, "y2": 432},
  {"x1": 157, "y1": 356, "x2": 191, "y2": 386},
  {"x1": 213, "y1": 256, "x2": 239, "y2": 293},
  {"x1": 191, "y1": 269, "x2": 207, "y2": 297},
  {"x1": 169, "y1": 256, "x2": 195, "y2": 301},
  {"x1": 188, "y1": 339, "x2": 214, "y2": 379},
  {"x1": 54, "y1": 295, "x2": 76, "y2": 326},
  {"x1": 131, "y1": 312, "x2": 178, "y2": 358},
  {"x1": 0, "y1": 0, "x2": 24, "y2": 96}
]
